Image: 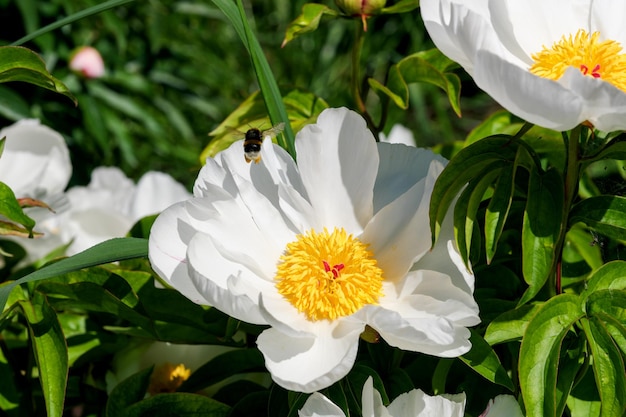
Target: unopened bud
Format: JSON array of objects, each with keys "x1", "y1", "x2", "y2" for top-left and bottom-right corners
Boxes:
[
  {"x1": 69, "y1": 46, "x2": 105, "y2": 79},
  {"x1": 335, "y1": 0, "x2": 386, "y2": 30}
]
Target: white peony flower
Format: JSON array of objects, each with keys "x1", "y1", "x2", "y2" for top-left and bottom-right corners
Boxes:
[
  {"x1": 0, "y1": 119, "x2": 71, "y2": 201},
  {"x1": 59, "y1": 167, "x2": 190, "y2": 255},
  {"x1": 149, "y1": 107, "x2": 480, "y2": 393},
  {"x1": 299, "y1": 376, "x2": 522, "y2": 417},
  {"x1": 421, "y1": 0, "x2": 626, "y2": 131}
]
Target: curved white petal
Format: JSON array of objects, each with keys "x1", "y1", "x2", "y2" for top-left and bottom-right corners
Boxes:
[
  {"x1": 256, "y1": 320, "x2": 362, "y2": 393},
  {"x1": 483, "y1": 395, "x2": 524, "y2": 417},
  {"x1": 131, "y1": 171, "x2": 190, "y2": 221},
  {"x1": 591, "y1": 0, "x2": 626, "y2": 45},
  {"x1": 296, "y1": 108, "x2": 377, "y2": 234},
  {"x1": 388, "y1": 390, "x2": 466, "y2": 417},
  {"x1": 299, "y1": 392, "x2": 346, "y2": 417}
]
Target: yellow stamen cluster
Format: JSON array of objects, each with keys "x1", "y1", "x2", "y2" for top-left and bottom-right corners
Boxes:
[
  {"x1": 275, "y1": 227, "x2": 384, "y2": 321},
  {"x1": 148, "y1": 363, "x2": 192, "y2": 395},
  {"x1": 529, "y1": 30, "x2": 626, "y2": 93}
]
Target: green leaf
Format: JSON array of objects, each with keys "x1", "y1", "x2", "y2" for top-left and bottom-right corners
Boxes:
[
  {"x1": 520, "y1": 168, "x2": 564, "y2": 305},
  {"x1": 0, "y1": 330, "x2": 21, "y2": 414},
  {"x1": 585, "y1": 289, "x2": 626, "y2": 356},
  {"x1": 234, "y1": 0, "x2": 295, "y2": 156},
  {"x1": 484, "y1": 164, "x2": 515, "y2": 263},
  {"x1": 570, "y1": 196, "x2": 626, "y2": 242},
  {"x1": 484, "y1": 304, "x2": 540, "y2": 345},
  {"x1": 179, "y1": 349, "x2": 265, "y2": 393},
  {"x1": 459, "y1": 329, "x2": 515, "y2": 391},
  {"x1": 465, "y1": 111, "x2": 521, "y2": 145},
  {"x1": 369, "y1": 48, "x2": 462, "y2": 116},
  {"x1": 0, "y1": 46, "x2": 75, "y2": 103},
  {"x1": 124, "y1": 393, "x2": 230, "y2": 417},
  {"x1": 581, "y1": 261, "x2": 626, "y2": 300},
  {"x1": 202, "y1": 90, "x2": 327, "y2": 162},
  {"x1": 106, "y1": 367, "x2": 152, "y2": 417},
  {"x1": 0, "y1": 181, "x2": 36, "y2": 235},
  {"x1": 282, "y1": 4, "x2": 338, "y2": 47},
  {"x1": 430, "y1": 135, "x2": 519, "y2": 244},
  {"x1": 580, "y1": 317, "x2": 626, "y2": 417},
  {"x1": 0, "y1": 237, "x2": 148, "y2": 313},
  {"x1": 565, "y1": 225, "x2": 604, "y2": 272},
  {"x1": 519, "y1": 294, "x2": 584, "y2": 417},
  {"x1": 18, "y1": 292, "x2": 68, "y2": 417},
  {"x1": 11, "y1": 0, "x2": 136, "y2": 47},
  {"x1": 454, "y1": 166, "x2": 500, "y2": 266},
  {"x1": 381, "y1": 0, "x2": 420, "y2": 14}
]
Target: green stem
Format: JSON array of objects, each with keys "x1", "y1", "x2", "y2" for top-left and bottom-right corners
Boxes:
[
  {"x1": 552, "y1": 126, "x2": 582, "y2": 295},
  {"x1": 350, "y1": 22, "x2": 377, "y2": 138}
]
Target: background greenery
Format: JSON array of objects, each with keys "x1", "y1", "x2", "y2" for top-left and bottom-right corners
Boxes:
[{"x1": 0, "y1": 0, "x2": 494, "y2": 189}]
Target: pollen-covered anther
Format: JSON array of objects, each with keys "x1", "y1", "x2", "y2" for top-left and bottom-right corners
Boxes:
[
  {"x1": 275, "y1": 227, "x2": 384, "y2": 321},
  {"x1": 529, "y1": 29, "x2": 626, "y2": 93}
]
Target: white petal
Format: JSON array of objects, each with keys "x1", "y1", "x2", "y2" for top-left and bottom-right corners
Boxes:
[
  {"x1": 361, "y1": 377, "x2": 392, "y2": 417},
  {"x1": 131, "y1": 171, "x2": 190, "y2": 221},
  {"x1": 256, "y1": 320, "x2": 363, "y2": 393},
  {"x1": 295, "y1": 108, "x2": 377, "y2": 233},
  {"x1": 379, "y1": 124, "x2": 415, "y2": 146},
  {"x1": 387, "y1": 390, "x2": 466, "y2": 417},
  {"x1": 591, "y1": 0, "x2": 626, "y2": 45},
  {"x1": 298, "y1": 392, "x2": 345, "y2": 417},
  {"x1": 363, "y1": 159, "x2": 443, "y2": 282},
  {"x1": 187, "y1": 231, "x2": 269, "y2": 324},
  {"x1": 483, "y1": 395, "x2": 524, "y2": 417}
]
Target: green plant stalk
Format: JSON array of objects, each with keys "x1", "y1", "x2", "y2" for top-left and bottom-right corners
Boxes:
[
  {"x1": 552, "y1": 126, "x2": 582, "y2": 295},
  {"x1": 351, "y1": 22, "x2": 377, "y2": 138},
  {"x1": 11, "y1": 0, "x2": 137, "y2": 46}
]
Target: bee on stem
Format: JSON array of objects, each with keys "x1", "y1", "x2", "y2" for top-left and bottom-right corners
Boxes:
[{"x1": 242, "y1": 122, "x2": 285, "y2": 164}]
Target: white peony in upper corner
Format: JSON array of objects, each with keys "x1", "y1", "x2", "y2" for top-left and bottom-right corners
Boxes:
[
  {"x1": 421, "y1": 0, "x2": 626, "y2": 132},
  {"x1": 149, "y1": 107, "x2": 480, "y2": 393}
]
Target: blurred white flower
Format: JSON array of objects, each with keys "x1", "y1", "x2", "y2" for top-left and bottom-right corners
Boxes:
[
  {"x1": 60, "y1": 167, "x2": 190, "y2": 255},
  {"x1": 149, "y1": 107, "x2": 480, "y2": 393},
  {"x1": 0, "y1": 119, "x2": 71, "y2": 201},
  {"x1": 299, "y1": 376, "x2": 522, "y2": 417},
  {"x1": 69, "y1": 46, "x2": 105, "y2": 79},
  {"x1": 379, "y1": 124, "x2": 415, "y2": 146},
  {"x1": 421, "y1": 0, "x2": 626, "y2": 131}
]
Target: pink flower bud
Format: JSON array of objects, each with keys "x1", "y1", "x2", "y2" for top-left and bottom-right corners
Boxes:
[
  {"x1": 69, "y1": 46, "x2": 105, "y2": 79},
  {"x1": 335, "y1": 0, "x2": 387, "y2": 30}
]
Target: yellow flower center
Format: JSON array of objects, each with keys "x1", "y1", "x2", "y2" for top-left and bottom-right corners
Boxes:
[
  {"x1": 148, "y1": 363, "x2": 191, "y2": 395},
  {"x1": 275, "y1": 227, "x2": 384, "y2": 321},
  {"x1": 529, "y1": 30, "x2": 626, "y2": 93}
]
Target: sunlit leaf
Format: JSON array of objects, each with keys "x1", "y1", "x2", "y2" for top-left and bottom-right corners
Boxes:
[
  {"x1": 0, "y1": 46, "x2": 75, "y2": 103},
  {"x1": 381, "y1": 0, "x2": 420, "y2": 14},
  {"x1": 519, "y1": 294, "x2": 584, "y2": 417},
  {"x1": 368, "y1": 48, "x2": 462, "y2": 116},
  {"x1": 19, "y1": 292, "x2": 68, "y2": 417},
  {"x1": 484, "y1": 304, "x2": 540, "y2": 345},
  {"x1": 520, "y1": 168, "x2": 564, "y2": 305},
  {"x1": 282, "y1": 3, "x2": 338, "y2": 47},
  {"x1": 570, "y1": 195, "x2": 626, "y2": 242},
  {"x1": 0, "y1": 182, "x2": 35, "y2": 236},
  {"x1": 459, "y1": 329, "x2": 515, "y2": 391}
]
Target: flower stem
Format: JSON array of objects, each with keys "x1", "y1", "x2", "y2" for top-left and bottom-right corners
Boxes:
[{"x1": 351, "y1": 21, "x2": 377, "y2": 138}]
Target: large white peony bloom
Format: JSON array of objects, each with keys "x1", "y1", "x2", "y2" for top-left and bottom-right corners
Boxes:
[
  {"x1": 421, "y1": 0, "x2": 626, "y2": 132},
  {"x1": 149, "y1": 107, "x2": 480, "y2": 393},
  {"x1": 298, "y1": 376, "x2": 522, "y2": 417}
]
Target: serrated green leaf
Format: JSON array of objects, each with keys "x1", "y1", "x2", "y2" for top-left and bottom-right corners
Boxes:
[
  {"x1": 519, "y1": 294, "x2": 584, "y2": 417},
  {"x1": 459, "y1": 329, "x2": 515, "y2": 391},
  {"x1": 106, "y1": 367, "x2": 153, "y2": 417},
  {"x1": 19, "y1": 292, "x2": 68, "y2": 417},
  {"x1": 580, "y1": 317, "x2": 626, "y2": 417},
  {"x1": 454, "y1": 166, "x2": 500, "y2": 266},
  {"x1": 484, "y1": 304, "x2": 540, "y2": 345},
  {"x1": 0, "y1": 237, "x2": 148, "y2": 313},
  {"x1": 570, "y1": 196, "x2": 626, "y2": 242},
  {"x1": 124, "y1": 393, "x2": 230, "y2": 417},
  {"x1": 381, "y1": 0, "x2": 420, "y2": 14},
  {"x1": 0, "y1": 181, "x2": 35, "y2": 235},
  {"x1": 0, "y1": 46, "x2": 75, "y2": 103},
  {"x1": 282, "y1": 3, "x2": 338, "y2": 47},
  {"x1": 201, "y1": 90, "x2": 327, "y2": 162},
  {"x1": 520, "y1": 168, "x2": 564, "y2": 305},
  {"x1": 369, "y1": 48, "x2": 462, "y2": 116},
  {"x1": 485, "y1": 164, "x2": 515, "y2": 263},
  {"x1": 430, "y1": 135, "x2": 519, "y2": 244}
]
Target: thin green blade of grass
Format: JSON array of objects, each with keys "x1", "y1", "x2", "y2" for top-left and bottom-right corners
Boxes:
[{"x1": 11, "y1": 0, "x2": 137, "y2": 46}]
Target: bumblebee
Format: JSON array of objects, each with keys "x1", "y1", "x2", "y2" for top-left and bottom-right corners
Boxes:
[{"x1": 243, "y1": 122, "x2": 285, "y2": 163}]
